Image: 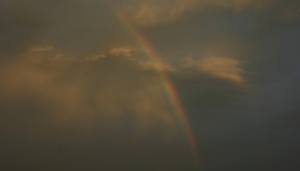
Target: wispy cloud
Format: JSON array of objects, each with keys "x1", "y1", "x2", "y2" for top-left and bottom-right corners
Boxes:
[
  {"x1": 32, "y1": 46, "x2": 53, "y2": 52},
  {"x1": 125, "y1": 0, "x2": 273, "y2": 26},
  {"x1": 83, "y1": 54, "x2": 106, "y2": 61},
  {"x1": 181, "y1": 56, "x2": 246, "y2": 83},
  {"x1": 110, "y1": 48, "x2": 133, "y2": 57}
]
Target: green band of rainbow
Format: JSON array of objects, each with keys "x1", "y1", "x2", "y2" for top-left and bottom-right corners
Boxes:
[{"x1": 105, "y1": 1, "x2": 201, "y2": 168}]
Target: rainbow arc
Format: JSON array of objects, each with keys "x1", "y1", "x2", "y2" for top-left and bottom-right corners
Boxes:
[{"x1": 106, "y1": 1, "x2": 201, "y2": 168}]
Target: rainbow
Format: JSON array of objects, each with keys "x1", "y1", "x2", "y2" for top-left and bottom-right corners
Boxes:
[{"x1": 105, "y1": 1, "x2": 201, "y2": 168}]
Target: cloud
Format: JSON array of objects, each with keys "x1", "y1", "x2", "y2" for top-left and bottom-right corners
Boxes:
[
  {"x1": 0, "y1": 55, "x2": 178, "y2": 134},
  {"x1": 137, "y1": 60, "x2": 177, "y2": 71},
  {"x1": 110, "y1": 48, "x2": 133, "y2": 57},
  {"x1": 83, "y1": 54, "x2": 106, "y2": 61},
  {"x1": 0, "y1": 48, "x2": 196, "y2": 170},
  {"x1": 124, "y1": 0, "x2": 273, "y2": 26},
  {"x1": 181, "y1": 56, "x2": 246, "y2": 83},
  {"x1": 32, "y1": 46, "x2": 53, "y2": 52}
]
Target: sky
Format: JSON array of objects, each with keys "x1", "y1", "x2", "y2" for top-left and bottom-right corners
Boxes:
[{"x1": 0, "y1": 0, "x2": 300, "y2": 170}]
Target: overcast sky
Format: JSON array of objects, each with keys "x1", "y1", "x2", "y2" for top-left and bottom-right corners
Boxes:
[{"x1": 1, "y1": 0, "x2": 300, "y2": 171}]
